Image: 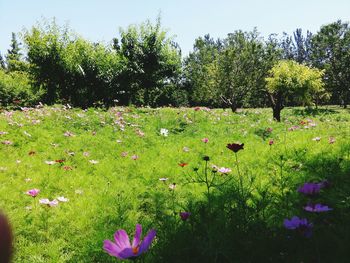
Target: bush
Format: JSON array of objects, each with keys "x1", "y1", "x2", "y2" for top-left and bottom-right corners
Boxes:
[{"x1": 0, "y1": 70, "x2": 40, "y2": 107}]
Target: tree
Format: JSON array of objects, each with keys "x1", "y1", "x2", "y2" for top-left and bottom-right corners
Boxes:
[
  {"x1": 0, "y1": 53, "x2": 5, "y2": 70},
  {"x1": 218, "y1": 29, "x2": 274, "y2": 111},
  {"x1": 117, "y1": 17, "x2": 182, "y2": 106},
  {"x1": 184, "y1": 34, "x2": 222, "y2": 107},
  {"x1": 311, "y1": 20, "x2": 350, "y2": 108},
  {"x1": 266, "y1": 60, "x2": 325, "y2": 121},
  {"x1": 6, "y1": 32, "x2": 24, "y2": 72}
]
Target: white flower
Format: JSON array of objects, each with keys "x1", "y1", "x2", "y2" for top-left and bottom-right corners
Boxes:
[
  {"x1": 45, "y1": 161, "x2": 55, "y2": 165},
  {"x1": 312, "y1": 137, "x2": 321, "y2": 142},
  {"x1": 89, "y1": 160, "x2": 99, "y2": 164},
  {"x1": 160, "y1": 128, "x2": 169, "y2": 137},
  {"x1": 57, "y1": 196, "x2": 69, "y2": 202}
]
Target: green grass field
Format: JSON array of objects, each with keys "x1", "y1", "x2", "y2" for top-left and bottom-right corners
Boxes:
[{"x1": 0, "y1": 105, "x2": 349, "y2": 262}]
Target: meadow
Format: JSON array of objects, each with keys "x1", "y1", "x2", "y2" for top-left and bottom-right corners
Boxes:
[{"x1": 0, "y1": 105, "x2": 350, "y2": 263}]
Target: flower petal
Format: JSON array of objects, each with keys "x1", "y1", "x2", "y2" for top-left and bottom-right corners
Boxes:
[
  {"x1": 114, "y1": 229, "x2": 131, "y2": 250},
  {"x1": 138, "y1": 229, "x2": 156, "y2": 254},
  {"x1": 132, "y1": 224, "x2": 142, "y2": 248},
  {"x1": 103, "y1": 240, "x2": 134, "y2": 259}
]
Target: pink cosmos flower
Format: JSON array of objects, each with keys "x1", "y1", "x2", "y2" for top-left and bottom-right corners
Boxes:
[
  {"x1": 2, "y1": 140, "x2": 13, "y2": 145},
  {"x1": 131, "y1": 155, "x2": 139, "y2": 160},
  {"x1": 201, "y1": 138, "x2": 209, "y2": 143},
  {"x1": 26, "y1": 189, "x2": 40, "y2": 197},
  {"x1": 217, "y1": 167, "x2": 231, "y2": 174},
  {"x1": 0, "y1": 131, "x2": 8, "y2": 135},
  {"x1": 169, "y1": 183, "x2": 176, "y2": 190},
  {"x1": 103, "y1": 224, "x2": 156, "y2": 260},
  {"x1": 39, "y1": 199, "x2": 58, "y2": 207}
]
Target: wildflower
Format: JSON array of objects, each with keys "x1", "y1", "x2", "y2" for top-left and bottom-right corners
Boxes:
[
  {"x1": 57, "y1": 196, "x2": 69, "y2": 202},
  {"x1": 179, "y1": 212, "x2": 191, "y2": 221},
  {"x1": 194, "y1": 107, "x2": 201, "y2": 111},
  {"x1": 131, "y1": 155, "x2": 139, "y2": 160},
  {"x1": 226, "y1": 143, "x2": 244, "y2": 153},
  {"x1": 28, "y1": 151, "x2": 36, "y2": 156},
  {"x1": 23, "y1": 131, "x2": 31, "y2": 137},
  {"x1": 329, "y1": 137, "x2": 336, "y2": 144},
  {"x1": 2, "y1": 140, "x2": 13, "y2": 145},
  {"x1": 45, "y1": 161, "x2": 55, "y2": 165},
  {"x1": 64, "y1": 131, "x2": 75, "y2": 137},
  {"x1": 159, "y1": 178, "x2": 168, "y2": 182},
  {"x1": 218, "y1": 167, "x2": 231, "y2": 174},
  {"x1": 63, "y1": 166, "x2": 73, "y2": 171},
  {"x1": 304, "y1": 203, "x2": 332, "y2": 212},
  {"x1": 266, "y1": 127, "x2": 273, "y2": 133},
  {"x1": 202, "y1": 156, "x2": 210, "y2": 161},
  {"x1": 298, "y1": 182, "x2": 323, "y2": 195},
  {"x1": 269, "y1": 139, "x2": 274, "y2": 146},
  {"x1": 0, "y1": 131, "x2": 8, "y2": 135},
  {"x1": 16, "y1": 160, "x2": 21, "y2": 164},
  {"x1": 92, "y1": 131, "x2": 96, "y2": 136},
  {"x1": 26, "y1": 189, "x2": 40, "y2": 197},
  {"x1": 24, "y1": 178, "x2": 32, "y2": 182},
  {"x1": 288, "y1": 125, "x2": 300, "y2": 131},
  {"x1": 136, "y1": 129, "x2": 145, "y2": 137},
  {"x1": 116, "y1": 140, "x2": 122, "y2": 143},
  {"x1": 39, "y1": 199, "x2": 58, "y2": 207},
  {"x1": 178, "y1": 162, "x2": 188, "y2": 168},
  {"x1": 75, "y1": 189, "x2": 83, "y2": 195},
  {"x1": 83, "y1": 152, "x2": 90, "y2": 157},
  {"x1": 169, "y1": 183, "x2": 176, "y2": 190},
  {"x1": 103, "y1": 224, "x2": 156, "y2": 260},
  {"x1": 312, "y1": 137, "x2": 321, "y2": 142},
  {"x1": 160, "y1": 128, "x2": 169, "y2": 137},
  {"x1": 89, "y1": 160, "x2": 99, "y2": 165},
  {"x1": 121, "y1": 152, "x2": 128, "y2": 157},
  {"x1": 283, "y1": 216, "x2": 313, "y2": 237},
  {"x1": 201, "y1": 138, "x2": 209, "y2": 143},
  {"x1": 182, "y1": 147, "x2": 190, "y2": 152},
  {"x1": 55, "y1": 159, "x2": 65, "y2": 164}
]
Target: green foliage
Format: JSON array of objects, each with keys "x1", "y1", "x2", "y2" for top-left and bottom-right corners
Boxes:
[
  {"x1": 311, "y1": 20, "x2": 350, "y2": 107},
  {"x1": 266, "y1": 60, "x2": 326, "y2": 121},
  {"x1": 0, "y1": 69, "x2": 40, "y2": 106},
  {"x1": 117, "y1": 17, "x2": 183, "y2": 106}
]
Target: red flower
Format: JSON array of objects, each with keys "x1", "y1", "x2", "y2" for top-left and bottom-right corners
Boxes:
[
  {"x1": 63, "y1": 166, "x2": 72, "y2": 171},
  {"x1": 55, "y1": 159, "x2": 65, "y2": 163},
  {"x1": 178, "y1": 163, "x2": 188, "y2": 167},
  {"x1": 226, "y1": 143, "x2": 244, "y2": 153}
]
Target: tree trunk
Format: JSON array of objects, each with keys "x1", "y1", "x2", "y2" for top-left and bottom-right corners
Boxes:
[{"x1": 273, "y1": 107, "x2": 281, "y2": 122}]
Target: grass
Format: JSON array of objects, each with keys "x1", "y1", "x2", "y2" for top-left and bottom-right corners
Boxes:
[{"x1": 0, "y1": 105, "x2": 349, "y2": 262}]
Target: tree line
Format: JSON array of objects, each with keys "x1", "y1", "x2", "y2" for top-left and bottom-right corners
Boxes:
[{"x1": 0, "y1": 18, "x2": 349, "y2": 117}]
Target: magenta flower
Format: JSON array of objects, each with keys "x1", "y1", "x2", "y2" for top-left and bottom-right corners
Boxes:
[
  {"x1": 103, "y1": 224, "x2": 156, "y2": 260},
  {"x1": 217, "y1": 167, "x2": 231, "y2": 174},
  {"x1": 283, "y1": 216, "x2": 313, "y2": 237},
  {"x1": 201, "y1": 138, "x2": 209, "y2": 143},
  {"x1": 179, "y1": 212, "x2": 191, "y2": 221},
  {"x1": 303, "y1": 203, "x2": 332, "y2": 212},
  {"x1": 26, "y1": 189, "x2": 40, "y2": 197},
  {"x1": 268, "y1": 139, "x2": 274, "y2": 146}
]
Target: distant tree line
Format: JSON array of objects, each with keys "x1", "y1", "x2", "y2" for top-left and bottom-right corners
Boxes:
[{"x1": 0, "y1": 18, "x2": 349, "y2": 116}]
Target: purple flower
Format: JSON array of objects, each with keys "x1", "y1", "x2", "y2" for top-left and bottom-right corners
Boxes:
[
  {"x1": 304, "y1": 203, "x2": 332, "y2": 212},
  {"x1": 26, "y1": 188, "x2": 40, "y2": 197},
  {"x1": 297, "y1": 182, "x2": 323, "y2": 195},
  {"x1": 284, "y1": 216, "x2": 313, "y2": 237},
  {"x1": 103, "y1": 224, "x2": 156, "y2": 260},
  {"x1": 179, "y1": 212, "x2": 191, "y2": 221}
]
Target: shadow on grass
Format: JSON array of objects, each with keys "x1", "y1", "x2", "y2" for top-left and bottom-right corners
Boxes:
[
  {"x1": 291, "y1": 107, "x2": 338, "y2": 117},
  {"x1": 151, "y1": 146, "x2": 350, "y2": 263}
]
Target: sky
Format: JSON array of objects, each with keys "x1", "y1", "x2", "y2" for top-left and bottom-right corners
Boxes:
[{"x1": 0, "y1": 0, "x2": 349, "y2": 57}]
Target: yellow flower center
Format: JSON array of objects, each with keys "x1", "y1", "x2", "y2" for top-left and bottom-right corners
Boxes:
[{"x1": 132, "y1": 246, "x2": 139, "y2": 255}]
